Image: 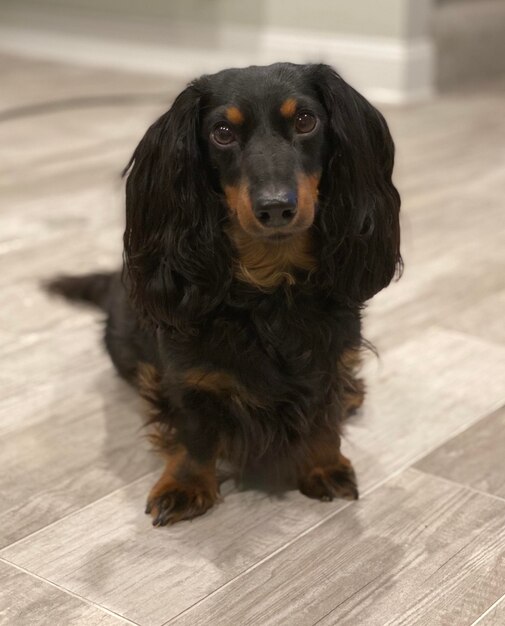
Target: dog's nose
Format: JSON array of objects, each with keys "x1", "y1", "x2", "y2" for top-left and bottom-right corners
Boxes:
[{"x1": 254, "y1": 192, "x2": 297, "y2": 228}]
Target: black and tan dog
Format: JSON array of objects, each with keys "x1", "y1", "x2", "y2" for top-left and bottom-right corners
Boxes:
[{"x1": 48, "y1": 63, "x2": 402, "y2": 526}]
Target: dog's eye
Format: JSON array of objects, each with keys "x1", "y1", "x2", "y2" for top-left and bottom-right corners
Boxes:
[
  {"x1": 211, "y1": 124, "x2": 236, "y2": 146},
  {"x1": 295, "y1": 111, "x2": 317, "y2": 134}
]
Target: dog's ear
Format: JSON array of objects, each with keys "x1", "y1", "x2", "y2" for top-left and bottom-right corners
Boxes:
[
  {"x1": 123, "y1": 83, "x2": 232, "y2": 327},
  {"x1": 310, "y1": 64, "x2": 402, "y2": 303}
]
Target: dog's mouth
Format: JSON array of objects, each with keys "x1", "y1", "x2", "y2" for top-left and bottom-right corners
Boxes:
[
  {"x1": 230, "y1": 210, "x2": 316, "y2": 242},
  {"x1": 265, "y1": 232, "x2": 293, "y2": 241},
  {"x1": 230, "y1": 217, "x2": 315, "y2": 242},
  {"x1": 255, "y1": 224, "x2": 311, "y2": 241}
]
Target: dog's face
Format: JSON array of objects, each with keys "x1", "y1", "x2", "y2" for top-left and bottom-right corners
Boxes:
[
  {"x1": 124, "y1": 63, "x2": 401, "y2": 325},
  {"x1": 200, "y1": 66, "x2": 327, "y2": 238}
]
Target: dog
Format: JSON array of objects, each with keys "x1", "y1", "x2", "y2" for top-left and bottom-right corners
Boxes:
[{"x1": 48, "y1": 62, "x2": 401, "y2": 526}]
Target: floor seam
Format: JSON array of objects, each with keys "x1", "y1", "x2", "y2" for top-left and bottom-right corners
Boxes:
[
  {"x1": 0, "y1": 470, "x2": 157, "y2": 555},
  {"x1": 404, "y1": 398, "x2": 505, "y2": 470},
  {"x1": 412, "y1": 469, "x2": 505, "y2": 505},
  {"x1": 3, "y1": 361, "x2": 504, "y2": 621},
  {"x1": 0, "y1": 558, "x2": 139, "y2": 625},
  {"x1": 161, "y1": 466, "x2": 419, "y2": 625},
  {"x1": 470, "y1": 592, "x2": 505, "y2": 626},
  {"x1": 163, "y1": 461, "x2": 505, "y2": 624}
]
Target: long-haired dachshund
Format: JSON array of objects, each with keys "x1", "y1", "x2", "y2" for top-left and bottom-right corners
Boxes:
[{"x1": 48, "y1": 63, "x2": 401, "y2": 526}]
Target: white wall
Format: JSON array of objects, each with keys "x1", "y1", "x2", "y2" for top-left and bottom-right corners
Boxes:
[{"x1": 0, "y1": 0, "x2": 435, "y2": 103}]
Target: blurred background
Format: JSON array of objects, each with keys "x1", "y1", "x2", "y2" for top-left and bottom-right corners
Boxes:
[
  {"x1": 1, "y1": 2, "x2": 505, "y2": 625},
  {"x1": 1, "y1": 0, "x2": 505, "y2": 102}
]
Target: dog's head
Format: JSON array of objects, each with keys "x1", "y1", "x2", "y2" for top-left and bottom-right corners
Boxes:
[
  {"x1": 201, "y1": 66, "x2": 325, "y2": 239},
  {"x1": 124, "y1": 63, "x2": 401, "y2": 325}
]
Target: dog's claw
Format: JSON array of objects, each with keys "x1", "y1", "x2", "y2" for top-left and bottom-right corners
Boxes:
[
  {"x1": 146, "y1": 483, "x2": 217, "y2": 527},
  {"x1": 299, "y1": 459, "x2": 359, "y2": 502}
]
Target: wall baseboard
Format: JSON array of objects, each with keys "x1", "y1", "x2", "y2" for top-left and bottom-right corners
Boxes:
[{"x1": 0, "y1": 19, "x2": 434, "y2": 104}]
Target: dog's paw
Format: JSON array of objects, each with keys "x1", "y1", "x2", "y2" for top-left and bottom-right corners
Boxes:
[
  {"x1": 299, "y1": 457, "x2": 359, "y2": 502},
  {"x1": 145, "y1": 480, "x2": 218, "y2": 527}
]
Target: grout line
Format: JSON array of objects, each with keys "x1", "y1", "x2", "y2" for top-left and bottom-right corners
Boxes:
[
  {"x1": 164, "y1": 411, "x2": 505, "y2": 624},
  {"x1": 375, "y1": 400, "x2": 505, "y2": 494},
  {"x1": 162, "y1": 466, "x2": 417, "y2": 625},
  {"x1": 407, "y1": 401, "x2": 505, "y2": 467},
  {"x1": 3, "y1": 325, "x2": 505, "y2": 620},
  {"x1": 2, "y1": 363, "x2": 503, "y2": 622},
  {"x1": 470, "y1": 593, "x2": 505, "y2": 626},
  {"x1": 0, "y1": 470, "x2": 157, "y2": 555},
  {"x1": 0, "y1": 558, "x2": 139, "y2": 625},
  {"x1": 413, "y1": 469, "x2": 505, "y2": 505}
]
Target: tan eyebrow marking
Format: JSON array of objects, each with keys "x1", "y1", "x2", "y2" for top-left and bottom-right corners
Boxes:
[
  {"x1": 225, "y1": 106, "x2": 245, "y2": 125},
  {"x1": 280, "y1": 98, "x2": 297, "y2": 118}
]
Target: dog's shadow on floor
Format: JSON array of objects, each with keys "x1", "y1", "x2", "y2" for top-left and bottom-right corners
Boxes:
[{"x1": 94, "y1": 363, "x2": 161, "y2": 489}]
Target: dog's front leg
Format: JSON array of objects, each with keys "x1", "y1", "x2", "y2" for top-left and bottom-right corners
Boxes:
[
  {"x1": 139, "y1": 365, "x2": 222, "y2": 526},
  {"x1": 297, "y1": 426, "x2": 359, "y2": 502},
  {"x1": 145, "y1": 439, "x2": 220, "y2": 527}
]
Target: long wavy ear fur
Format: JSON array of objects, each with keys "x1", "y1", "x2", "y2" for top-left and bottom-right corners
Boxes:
[
  {"x1": 311, "y1": 64, "x2": 402, "y2": 304},
  {"x1": 123, "y1": 82, "x2": 232, "y2": 327}
]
